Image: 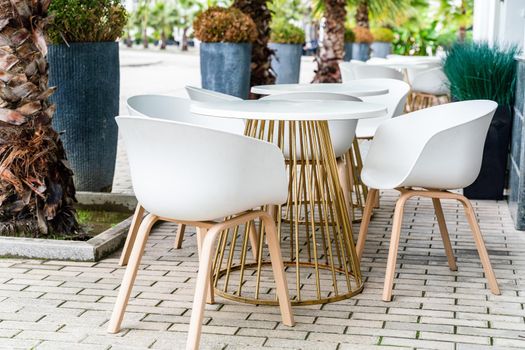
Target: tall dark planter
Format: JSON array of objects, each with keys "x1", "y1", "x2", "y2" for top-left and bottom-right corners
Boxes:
[
  {"x1": 343, "y1": 42, "x2": 353, "y2": 61},
  {"x1": 48, "y1": 42, "x2": 120, "y2": 192},
  {"x1": 268, "y1": 43, "x2": 302, "y2": 84},
  {"x1": 464, "y1": 105, "x2": 513, "y2": 200},
  {"x1": 352, "y1": 43, "x2": 370, "y2": 61},
  {"x1": 200, "y1": 42, "x2": 251, "y2": 99}
]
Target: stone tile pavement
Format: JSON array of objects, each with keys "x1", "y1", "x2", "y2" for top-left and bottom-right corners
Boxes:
[{"x1": 1, "y1": 190, "x2": 525, "y2": 349}]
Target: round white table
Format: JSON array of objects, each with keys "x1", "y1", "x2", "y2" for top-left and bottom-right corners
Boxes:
[
  {"x1": 250, "y1": 83, "x2": 388, "y2": 97},
  {"x1": 191, "y1": 100, "x2": 387, "y2": 306}
]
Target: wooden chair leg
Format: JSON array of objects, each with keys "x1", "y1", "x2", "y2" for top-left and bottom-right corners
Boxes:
[
  {"x1": 383, "y1": 192, "x2": 411, "y2": 302},
  {"x1": 457, "y1": 196, "x2": 501, "y2": 295},
  {"x1": 248, "y1": 222, "x2": 260, "y2": 261},
  {"x1": 119, "y1": 204, "x2": 146, "y2": 267},
  {"x1": 260, "y1": 214, "x2": 295, "y2": 327},
  {"x1": 431, "y1": 198, "x2": 457, "y2": 271},
  {"x1": 337, "y1": 157, "x2": 353, "y2": 222},
  {"x1": 356, "y1": 188, "x2": 378, "y2": 261},
  {"x1": 186, "y1": 226, "x2": 222, "y2": 350},
  {"x1": 108, "y1": 213, "x2": 158, "y2": 333},
  {"x1": 196, "y1": 228, "x2": 215, "y2": 305},
  {"x1": 174, "y1": 224, "x2": 186, "y2": 249}
]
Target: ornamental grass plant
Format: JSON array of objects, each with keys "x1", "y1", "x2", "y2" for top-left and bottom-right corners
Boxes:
[
  {"x1": 193, "y1": 7, "x2": 257, "y2": 43},
  {"x1": 48, "y1": 0, "x2": 128, "y2": 44},
  {"x1": 443, "y1": 41, "x2": 519, "y2": 106},
  {"x1": 270, "y1": 20, "x2": 305, "y2": 44}
]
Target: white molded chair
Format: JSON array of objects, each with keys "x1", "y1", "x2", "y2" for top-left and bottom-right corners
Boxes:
[
  {"x1": 186, "y1": 85, "x2": 242, "y2": 102},
  {"x1": 408, "y1": 67, "x2": 450, "y2": 111},
  {"x1": 340, "y1": 62, "x2": 404, "y2": 81},
  {"x1": 108, "y1": 116, "x2": 294, "y2": 349},
  {"x1": 356, "y1": 79, "x2": 411, "y2": 139},
  {"x1": 356, "y1": 100, "x2": 501, "y2": 301},
  {"x1": 120, "y1": 95, "x2": 246, "y2": 267}
]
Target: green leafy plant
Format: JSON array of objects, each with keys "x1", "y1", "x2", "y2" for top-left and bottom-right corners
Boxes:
[
  {"x1": 344, "y1": 27, "x2": 355, "y2": 43},
  {"x1": 48, "y1": 0, "x2": 128, "y2": 44},
  {"x1": 371, "y1": 27, "x2": 394, "y2": 42},
  {"x1": 443, "y1": 42, "x2": 519, "y2": 106},
  {"x1": 353, "y1": 26, "x2": 373, "y2": 43},
  {"x1": 193, "y1": 6, "x2": 257, "y2": 43},
  {"x1": 270, "y1": 20, "x2": 305, "y2": 44}
]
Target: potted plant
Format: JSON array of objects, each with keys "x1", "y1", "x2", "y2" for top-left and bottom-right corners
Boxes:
[
  {"x1": 371, "y1": 27, "x2": 394, "y2": 58},
  {"x1": 269, "y1": 20, "x2": 305, "y2": 84},
  {"x1": 343, "y1": 27, "x2": 355, "y2": 61},
  {"x1": 352, "y1": 26, "x2": 373, "y2": 61},
  {"x1": 443, "y1": 41, "x2": 520, "y2": 200},
  {"x1": 47, "y1": 0, "x2": 127, "y2": 192},
  {"x1": 193, "y1": 7, "x2": 257, "y2": 99}
]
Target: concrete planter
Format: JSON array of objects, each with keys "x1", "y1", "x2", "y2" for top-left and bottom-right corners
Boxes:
[
  {"x1": 200, "y1": 42, "x2": 252, "y2": 99},
  {"x1": 269, "y1": 43, "x2": 302, "y2": 84},
  {"x1": 371, "y1": 42, "x2": 392, "y2": 58},
  {"x1": 343, "y1": 42, "x2": 353, "y2": 61},
  {"x1": 49, "y1": 42, "x2": 120, "y2": 192},
  {"x1": 0, "y1": 192, "x2": 137, "y2": 261},
  {"x1": 352, "y1": 43, "x2": 370, "y2": 62}
]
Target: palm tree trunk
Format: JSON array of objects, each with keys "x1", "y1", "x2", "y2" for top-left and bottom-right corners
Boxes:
[
  {"x1": 160, "y1": 30, "x2": 167, "y2": 49},
  {"x1": 355, "y1": 0, "x2": 370, "y2": 29},
  {"x1": 313, "y1": 0, "x2": 346, "y2": 83},
  {"x1": 181, "y1": 27, "x2": 189, "y2": 51},
  {"x1": 233, "y1": 0, "x2": 275, "y2": 97},
  {"x1": 0, "y1": 0, "x2": 79, "y2": 236}
]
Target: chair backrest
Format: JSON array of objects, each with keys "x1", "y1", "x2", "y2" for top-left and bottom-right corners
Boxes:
[
  {"x1": 362, "y1": 100, "x2": 497, "y2": 190},
  {"x1": 340, "y1": 62, "x2": 404, "y2": 82},
  {"x1": 356, "y1": 79, "x2": 411, "y2": 138},
  {"x1": 116, "y1": 116, "x2": 287, "y2": 221},
  {"x1": 127, "y1": 94, "x2": 245, "y2": 134},
  {"x1": 410, "y1": 67, "x2": 450, "y2": 96},
  {"x1": 186, "y1": 86, "x2": 242, "y2": 102},
  {"x1": 261, "y1": 92, "x2": 361, "y2": 157}
]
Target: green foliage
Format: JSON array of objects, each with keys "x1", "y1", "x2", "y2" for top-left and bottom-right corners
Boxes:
[
  {"x1": 48, "y1": 0, "x2": 128, "y2": 44},
  {"x1": 193, "y1": 6, "x2": 257, "y2": 43},
  {"x1": 150, "y1": 1, "x2": 178, "y2": 39},
  {"x1": 344, "y1": 27, "x2": 355, "y2": 43},
  {"x1": 443, "y1": 42, "x2": 519, "y2": 106},
  {"x1": 270, "y1": 0, "x2": 307, "y2": 22},
  {"x1": 392, "y1": 20, "x2": 439, "y2": 56},
  {"x1": 371, "y1": 27, "x2": 394, "y2": 42},
  {"x1": 270, "y1": 20, "x2": 305, "y2": 44}
]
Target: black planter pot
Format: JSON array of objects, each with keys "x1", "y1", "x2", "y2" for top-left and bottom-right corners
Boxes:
[
  {"x1": 48, "y1": 42, "x2": 120, "y2": 192},
  {"x1": 200, "y1": 42, "x2": 251, "y2": 99},
  {"x1": 464, "y1": 105, "x2": 513, "y2": 200}
]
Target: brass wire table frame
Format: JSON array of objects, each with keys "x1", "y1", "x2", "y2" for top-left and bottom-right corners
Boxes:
[{"x1": 190, "y1": 100, "x2": 387, "y2": 305}]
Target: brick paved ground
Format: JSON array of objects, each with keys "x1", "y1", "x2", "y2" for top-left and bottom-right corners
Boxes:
[{"x1": 1, "y1": 49, "x2": 524, "y2": 349}]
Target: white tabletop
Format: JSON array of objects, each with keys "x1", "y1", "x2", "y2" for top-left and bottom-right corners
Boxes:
[
  {"x1": 251, "y1": 83, "x2": 388, "y2": 97},
  {"x1": 190, "y1": 100, "x2": 387, "y2": 121}
]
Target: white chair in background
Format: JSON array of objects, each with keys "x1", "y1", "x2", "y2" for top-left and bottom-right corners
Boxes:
[
  {"x1": 408, "y1": 67, "x2": 450, "y2": 110},
  {"x1": 108, "y1": 116, "x2": 294, "y2": 349},
  {"x1": 186, "y1": 85, "x2": 242, "y2": 102},
  {"x1": 340, "y1": 61, "x2": 404, "y2": 81},
  {"x1": 120, "y1": 95, "x2": 246, "y2": 267},
  {"x1": 356, "y1": 100, "x2": 501, "y2": 301}
]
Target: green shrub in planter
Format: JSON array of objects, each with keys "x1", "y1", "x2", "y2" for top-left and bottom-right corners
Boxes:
[
  {"x1": 371, "y1": 27, "x2": 394, "y2": 58},
  {"x1": 344, "y1": 27, "x2": 355, "y2": 61},
  {"x1": 48, "y1": 0, "x2": 127, "y2": 192},
  {"x1": 194, "y1": 7, "x2": 257, "y2": 98},
  {"x1": 444, "y1": 41, "x2": 520, "y2": 199},
  {"x1": 269, "y1": 20, "x2": 305, "y2": 84}
]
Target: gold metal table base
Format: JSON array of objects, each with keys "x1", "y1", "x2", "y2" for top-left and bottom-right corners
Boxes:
[{"x1": 213, "y1": 120, "x2": 363, "y2": 305}]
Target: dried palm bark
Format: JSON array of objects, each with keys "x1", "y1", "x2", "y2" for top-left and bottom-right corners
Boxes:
[
  {"x1": 0, "y1": 0, "x2": 78, "y2": 236},
  {"x1": 233, "y1": 0, "x2": 275, "y2": 97},
  {"x1": 312, "y1": 0, "x2": 346, "y2": 83}
]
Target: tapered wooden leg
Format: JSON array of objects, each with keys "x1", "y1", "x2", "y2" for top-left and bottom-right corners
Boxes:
[
  {"x1": 383, "y1": 193, "x2": 411, "y2": 302},
  {"x1": 174, "y1": 224, "x2": 186, "y2": 249},
  {"x1": 431, "y1": 198, "x2": 457, "y2": 271},
  {"x1": 457, "y1": 196, "x2": 500, "y2": 295},
  {"x1": 119, "y1": 204, "x2": 146, "y2": 266},
  {"x1": 337, "y1": 157, "x2": 353, "y2": 222},
  {"x1": 261, "y1": 214, "x2": 294, "y2": 327},
  {"x1": 356, "y1": 188, "x2": 378, "y2": 261},
  {"x1": 248, "y1": 222, "x2": 260, "y2": 261},
  {"x1": 108, "y1": 214, "x2": 158, "y2": 333},
  {"x1": 196, "y1": 228, "x2": 215, "y2": 305},
  {"x1": 186, "y1": 227, "x2": 221, "y2": 350},
  {"x1": 373, "y1": 187, "x2": 380, "y2": 208}
]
